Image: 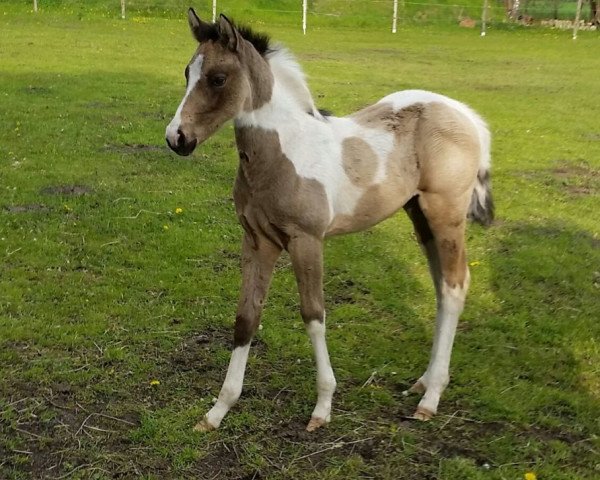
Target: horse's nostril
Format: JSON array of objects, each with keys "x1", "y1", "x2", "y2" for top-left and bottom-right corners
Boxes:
[{"x1": 176, "y1": 128, "x2": 186, "y2": 147}]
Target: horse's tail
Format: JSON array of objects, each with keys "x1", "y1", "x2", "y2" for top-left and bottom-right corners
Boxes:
[{"x1": 467, "y1": 117, "x2": 494, "y2": 226}]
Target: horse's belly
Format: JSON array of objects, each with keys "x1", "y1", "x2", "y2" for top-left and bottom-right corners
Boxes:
[{"x1": 326, "y1": 177, "x2": 417, "y2": 236}]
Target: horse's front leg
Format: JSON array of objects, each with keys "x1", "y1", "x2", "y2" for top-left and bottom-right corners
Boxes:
[
  {"x1": 194, "y1": 233, "x2": 281, "y2": 431},
  {"x1": 288, "y1": 233, "x2": 337, "y2": 432}
]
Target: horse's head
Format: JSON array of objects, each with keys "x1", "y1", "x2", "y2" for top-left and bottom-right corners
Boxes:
[{"x1": 165, "y1": 9, "x2": 270, "y2": 156}]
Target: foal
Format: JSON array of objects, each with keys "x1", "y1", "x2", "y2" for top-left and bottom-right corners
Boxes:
[{"x1": 165, "y1": 10, "x2": 494, "y2": 432}]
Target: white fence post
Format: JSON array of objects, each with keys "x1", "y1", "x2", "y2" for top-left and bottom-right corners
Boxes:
[
  {"x1": 302, "y1": 0, "x2": 307, "y2": 34},
  {"x1": 481, "y1": 0, "x2": 489, "y2": 36},
  {"x1": 392, "y1": 0, "x2": 398, "y2": 33},
  {"x1": 212, "y1": 0, "x2": 217, "y2": 23},
  {"x1": 573, "y1": 0, "x2": 584, "y2": 39},
  {"x1": 120, "y1": 0, "x2": 125, "y2": 19},
  {"x1": 33, "y1": 0, "x2": 38, "y2": 12}
]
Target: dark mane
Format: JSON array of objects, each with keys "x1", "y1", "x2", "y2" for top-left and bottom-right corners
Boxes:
[
  {"x1": 237, "y1": 24, "x2": 272, "y2": 55},
  {"x1": 196, "y1": 19, "x2": 272, "y2": 56}
]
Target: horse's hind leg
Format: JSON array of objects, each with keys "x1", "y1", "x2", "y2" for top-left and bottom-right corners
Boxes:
[{"x1": 403, "y1": 191, "x2": 471, "y2": 420}]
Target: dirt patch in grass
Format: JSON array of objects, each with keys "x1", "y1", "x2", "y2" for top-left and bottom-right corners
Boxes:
[
  {"x1": 582, "y1": 132, "x2": 600, "y2": 142},
  {"x1": 171, "y1": 329, "x2": 230, "y2": 373},
  {"x1": 326, "y1": 268, "x2": 372, "y2": 306},
  {"x1": 170, "y1": 326, "x2": 269, "y2": 373},
  {"x1": 4, "y1": 204, "x2": 50, "y2": 213},
  {"x1": 103, "y1": 143, "x2": 166, "y2": 154},
  {"x1": 187, "y1": 248, "x2": 241, "y2": 273},
  {"x1": 1, "y1": 382, "x2": 145, "y2": 480},
  {"x1": 40, "y1": 184, "x2": 94, "y2": 196},
  {"x1": 23, "y1": 85, "x2": 53, "y2": 95},
  {"x1": 515, "y1": 162, "x2": 599, "y2": 197},
  {"x1": 550, "y1": 164, "x2": 597, "y2": 178}
]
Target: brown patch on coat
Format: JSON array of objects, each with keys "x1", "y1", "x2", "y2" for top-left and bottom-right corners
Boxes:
[
  {"x1": 288, "y1": 234, "x2": 325, "y2": 323},
  {"x1": 341, "y1": 137, "x2": 378, "y2": 187},
  {"x1": 350, "y1": 102, "x2": 395, "y2": 128},
  {"x1": 415, "y1": 132, "x2": 472, "y2": 288},
  {"x1": 415, "y1": 102, "x2": 480, "y2": 195},
  {"x1": 328, "y1": 104, "x2": 424, "y2": 235},
  {"x1": 233, "y1": 126, "x2": 330, "y2": 247},
  {"x1": 233, "y1": 234, "x2": 281, "y2": 347},
  {"x1": 438, "y1": 237, "x2": 467, "y2": 288},
  {"x1": 351, "y1": 102, "x2": 424, "y2": 136},
  {"x1": 418, "y1": 190, "x2": 471, "y2": 289}
]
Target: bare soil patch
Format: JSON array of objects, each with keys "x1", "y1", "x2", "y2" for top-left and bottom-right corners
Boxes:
[
  {"x1": 4, "y1": 204, "x2": 49, "y2": 213},
  {"x1": 1, "y1": 382, "x2": 144, "y2": 480},
  {"x1": 515, "y1": 162, "x2": 599, "y2": 197},
  {"x1": 103, "y1": 143, "x2": 166, "y2": 154},
  {"x1": 40, "y1": 184, "x2": 94, "y2": 196}
]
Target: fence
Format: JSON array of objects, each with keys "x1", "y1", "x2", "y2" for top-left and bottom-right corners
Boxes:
[{"x1": 25, "y1": 0, "x2": 599, "y2": 35}]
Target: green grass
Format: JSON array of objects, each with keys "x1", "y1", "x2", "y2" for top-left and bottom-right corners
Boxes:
[{"x1": 1, "y1": 6, "x2": 599, "y2": 480}]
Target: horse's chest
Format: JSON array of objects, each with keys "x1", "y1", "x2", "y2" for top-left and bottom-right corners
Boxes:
[{"x1": 233, "y1": 134, "x2": 331, "y2": 242}]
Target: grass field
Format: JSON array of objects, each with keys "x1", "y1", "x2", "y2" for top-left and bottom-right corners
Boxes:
[{"x1": 1, "y1": 5, "x2": 599, "y2": 480}]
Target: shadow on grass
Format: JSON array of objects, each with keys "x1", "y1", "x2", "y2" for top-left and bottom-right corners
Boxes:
[{"x1": 484, "y1": 219, "x2": 600, "y2": 420}]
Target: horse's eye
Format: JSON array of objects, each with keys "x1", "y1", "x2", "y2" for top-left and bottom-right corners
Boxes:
[
  {"x1": 210, "y1": 74, "x2": 227, "y2": 88},
  {"x1": 184, "y1": 66, "x2": 190, "y2": 83}
]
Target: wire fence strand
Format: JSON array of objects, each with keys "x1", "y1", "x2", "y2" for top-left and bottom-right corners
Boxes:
[{"x1": 20, "y1": 0, "x2": 598, "y2": 32}]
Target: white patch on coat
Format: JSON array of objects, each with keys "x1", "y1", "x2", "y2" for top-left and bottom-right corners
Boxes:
[
  {"x1": 416, "y1": 273, "x2": 470, "y2": 415},
  {"x1": 203, "y1": 344, "x2": 250, "y2": 429},
  {"x1": 165, "y1": 54, "x2": 204, "y2": 145},
  {"x1": 306, "y1": 319, "x2": 336, "y2": 422},
  {"x1": 236, "y1": 51, "x2": 396, "y2": 224}
]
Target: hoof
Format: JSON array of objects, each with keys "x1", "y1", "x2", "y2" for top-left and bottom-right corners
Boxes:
[
  {"x1": 403, "y1": 380, "x2": 426, "y2": 396},
  {"x1": 193, "y1": 417, "x2": 216, "y2": 432},
  {"x1": 412, "y1": 406, "x2": 435, "y2": 421},
  {"x1": 306, "y1": 416, "x2": 328, "y2": 432}
]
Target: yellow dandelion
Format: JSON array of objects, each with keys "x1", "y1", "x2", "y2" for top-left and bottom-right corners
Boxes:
[
  {"x1": 163, "y1": 225, "x2": 169, "y2": 230},
  {"x1": 469, "y1": 260, "x2": 481, "y2": 267},
  {"x1": 524, "y1": 473, "x2": 537, "y2": 480},
  {"x1": 175, "y1": 207, "x2": 183, "y2": 214},
  {"x1": 149, "y1": 379, "x2": 160, "y2": 386}
]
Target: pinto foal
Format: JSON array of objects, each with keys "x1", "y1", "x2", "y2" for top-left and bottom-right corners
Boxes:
[{"x1": 165, "y1": 10, "x2": 494, "y2": 432}]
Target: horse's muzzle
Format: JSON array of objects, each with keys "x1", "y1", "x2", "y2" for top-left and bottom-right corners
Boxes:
[{"x1": 166, "y1": 128, "x2": 198, "y2": 156}]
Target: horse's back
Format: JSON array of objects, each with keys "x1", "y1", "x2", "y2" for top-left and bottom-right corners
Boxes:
[{"x1": 380, "y1": 90, "x2": 490, "y2": 171}]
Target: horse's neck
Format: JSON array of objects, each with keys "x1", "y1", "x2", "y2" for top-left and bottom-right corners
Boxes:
[
  {"x1": 236, "y1": 50, "x2": 320, "y2": 130},
  {"x1": 234, "y1": 125, "x2": 286, "y2": 190},
  {"x1": 234, "y1": 51, "x2": 325, "y2": 181}
]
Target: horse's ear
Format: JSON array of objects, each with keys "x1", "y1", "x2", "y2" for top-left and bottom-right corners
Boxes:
[
  {"x1": 218, "y1": 14, "x2": 240, "y2": 52},
  {"x1": 188, "y1": 8, "x2": 213, "y2": 43}
]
